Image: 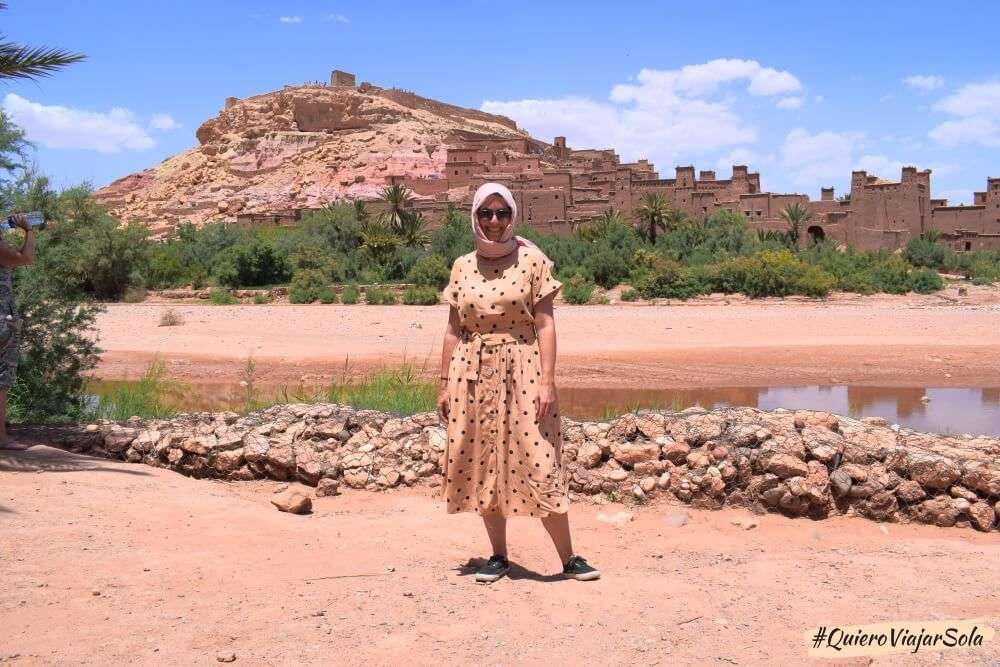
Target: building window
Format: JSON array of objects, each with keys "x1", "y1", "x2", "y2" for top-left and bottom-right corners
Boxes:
[{"x1": 965, "y1": 241, "x2": 972, "y2": 251}]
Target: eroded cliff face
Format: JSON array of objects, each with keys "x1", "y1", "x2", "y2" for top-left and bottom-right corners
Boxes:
[{"x1": 94, "y1": 83, "x2": 526, "y2": 235}]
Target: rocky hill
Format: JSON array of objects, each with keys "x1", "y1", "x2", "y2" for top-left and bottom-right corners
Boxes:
[{"x1": 93, "y1": 80, "x2": 530, "y2": 235}]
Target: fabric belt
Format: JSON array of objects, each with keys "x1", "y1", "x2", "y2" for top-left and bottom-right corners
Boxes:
[{"x1": 455, "y1": 327, "x2": 536, "y2": 381}]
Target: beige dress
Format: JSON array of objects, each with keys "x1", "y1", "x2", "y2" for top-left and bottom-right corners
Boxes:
[{"x1": 440, "y1": 245, "x2": 567, "y2": 518}]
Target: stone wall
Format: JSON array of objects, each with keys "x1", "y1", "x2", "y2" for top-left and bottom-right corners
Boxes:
[{"x1": 33, "y1": 405, "x2": 1000, "y2": 532}]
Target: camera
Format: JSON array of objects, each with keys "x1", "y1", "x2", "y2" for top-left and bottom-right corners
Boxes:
[{"x1": 5, "y1": 211, "x2": 46, "y2": 230}]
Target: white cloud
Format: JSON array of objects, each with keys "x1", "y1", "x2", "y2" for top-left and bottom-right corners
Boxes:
[
  {"x1": 776, "y1": 96, "x2": 804, "y2": 110},
  {"x1": 902, "y1": 75, "x2": 944, "y2": 92},
  {"x1": 279, "y1": 15, "x2": 303, "y2": 23},
  {"x1": 929, "y1": 82, "x2": 1000, "y2": 147},
  {"x1": 326, "y1": 13, "x2": 349, "y2": 23},
  {"x1": 879, "y1": 94, "x2": 894, "y2": 103},
  {"x1": 780, "y1": 128, "x2": 864, "y2": 186},
  {"x1": 715, "y1": 148, "x2": 757, "y2": 172},
  {"x1": 149, "y1": 113, "x2": 180, "y2": 131},
  {"x1": 482, "y1": 59, "x2": 801, "y2": 169},
  {"x1": 2, "y1": 93, "x2": 154, "y2": 153},
  {"x1": 855, "y1": 154, "x2": 905, "y2": 175}
]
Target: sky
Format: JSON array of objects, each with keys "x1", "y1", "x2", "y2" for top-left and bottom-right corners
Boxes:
[{"x1": 3, "y1": 1, "x2": 998, "y2": 204}]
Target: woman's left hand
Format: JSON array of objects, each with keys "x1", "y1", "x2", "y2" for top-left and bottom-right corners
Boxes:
[{"x1": 535, "y1": 381, "x2": 558, "y2": 422}]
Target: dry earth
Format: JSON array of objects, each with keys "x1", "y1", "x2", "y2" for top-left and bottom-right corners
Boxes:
[
  {"x1": 92, "y1": 288, "x2": 1000, "y2": 389},
  {"x1": 2, "y1": 445, "x2": 998, "y2": 665}
]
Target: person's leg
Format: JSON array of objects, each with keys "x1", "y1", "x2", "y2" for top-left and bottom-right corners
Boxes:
[
  {"x1": 481, "y1": 513, "x2": 508, "y2": 557},
  {"x1": 0, "y1": 388, "x2": 26, "y2": 450},
  {"x1": 540, "y1": 511, "x2": 574, "y2": 564}
]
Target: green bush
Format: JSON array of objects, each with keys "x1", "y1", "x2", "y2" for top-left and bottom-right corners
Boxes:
[
  {"x1": 869, "y1": 255, "x2": 912, "y2": 294},
  {"x1": 341, "y1": 284, "x2": 360, "y2": 304},
  {"x1": 904, "y1": 236, "x2": 947, "y2": 269},
  {"x1": 214, "y1": 238, "x2": 290, "y2": 288},
  {"x1": 740, "y1": 249, "x2": 806, "y2": 298},
  {"x1": 252, "y1": 292, "x2": 271, "y2": 304},
  {"x1": 318, "y1": 287, "x2": 337, "y2": 304},
  {"x1": 406, "y1": 253, "x2": 450, "y2": 288},
  {"x1": 972, "y1": 275, "x2": 994, "y2": 286},
  {"x1": 634, "y1": 258, "x2": 704, "y2": 299},
  {"x1": 793, "y1": 265, "x2": 836, "y2": 297},
  {"x1": 365, "y1": 286, "x2": 397, "y2": 305},
  {"x1": 210, "y1": 288, "x2": 239, "y2": 305},
  {"x1": 620, "y1": 288, "x2": 639, "y2": 301},
  {"x1": 910, "y1": 267, "x2": 944, "y2": 293},
  {"x1": 402, "y1": 285, "x2": 440, "y2": 305},
  {"x1": 288, "y1": 268, "x2": 328, "y2": 304},
  {"x1": 561, "y1": 273, "x2": 594, "y2": 304}
]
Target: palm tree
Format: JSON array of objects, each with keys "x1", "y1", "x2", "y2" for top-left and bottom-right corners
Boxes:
[
  {"x1": 351, "y1": 198, "x2": 369, "y2": 223},
  {"x1": 780, "y1": 202, "x2": 813, "y2": 246},
  {"x1": 377, "y1": 184, "x2": 414, "y2": 231},
  {"x1": 578, "y1": 207, "x2": 624, "y2": 242},
  {"x1": 634, "y1": 192, "x2": 669, "y2": 244},
  {"x1": 395, "y1": 210, "x2": 431, "y2": 247},
  {"x1": 0, "y1": 3, "x2": 85, "y2": 81},
  {"x1": 358, "y1": 220, "x2": 399, "y2": 268},
  {"x1": 663, "y1": 208, "x2": 688, "y2": 234}
]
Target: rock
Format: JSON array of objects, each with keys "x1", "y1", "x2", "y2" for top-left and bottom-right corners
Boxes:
[
  {"x1": 596, "y1": 511, "x2": 634, "y2": 527},
  {"x1": 575, "y1": 442, "x2": 603, "y2": 468},
  {"x1": 895, "y1": 480, "x2": 926, "y2": 503},
  {"x1": 913, "y1": 497, "x2": 960, "y2": 527},
  {"x1": 606, "y1": 469, "x2": 629, "y2": 482},
  {"x1": 270, "y1": 490, "x2": 312, "y2": 514},
  {"x1": 829, "y1": 469, "x2": 852, "y2": 498},
  {"x1": 908, "y1": 455, "x2": 962, "y2": 490},
  {"x1": 662, "y1": 441, "x2": 691, "y2": 464},
  {"x1": 315, "y1": 479, "x2": 341, "y2": 497},
  {"x1": 765, "y1": 454, "x2": 809, "y2": 480},
  {"x1": 731, "y1": 517, "x2": 758, "y2": 530},
  {"x1": 216, "y1": 652, "x2": 237, "y2": 663},
  {"x1": 640, "y1": 476, "x2": 657, "y2": 493},
  {"x1": 610, "y1": 441, "x2": 660, "y2": 466}
]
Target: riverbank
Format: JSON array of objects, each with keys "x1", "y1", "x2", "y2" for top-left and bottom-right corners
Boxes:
[
  {"x1": 91, "y1": 288, "x2": 1000, "y2": 389},
  {"x1": 2, "y1": 440, "x2": 999, "y2": 665}
]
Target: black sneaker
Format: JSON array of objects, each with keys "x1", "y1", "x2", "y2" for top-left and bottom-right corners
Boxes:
[
  {"x1": 475, "y1": 554, "x2": 510, "y2": 583},
  {"x1": 562, "y1": 555, "x2": 600, "y2": 581}
]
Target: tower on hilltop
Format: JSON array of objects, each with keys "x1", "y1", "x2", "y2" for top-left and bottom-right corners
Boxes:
[{"x1": 330, "y1": 69, "x2": 356, "y2": 88}]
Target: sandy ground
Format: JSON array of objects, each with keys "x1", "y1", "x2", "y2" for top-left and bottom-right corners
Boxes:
[
  {"x1": 92, "y1": 288, "x2": 1000, "y2": 389},
  {"x1": 2, "y1": 444, "x2": 998, "y2": 666}
]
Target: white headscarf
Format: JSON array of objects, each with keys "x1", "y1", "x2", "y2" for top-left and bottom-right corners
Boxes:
[{"x1": 470, "y1": 182, "x2": 545, "y2": 260}]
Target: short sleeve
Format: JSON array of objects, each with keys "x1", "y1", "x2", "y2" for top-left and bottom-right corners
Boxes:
[
  {"x1": 442, "y1": 261, "x2": 461, "y2": 308},
  {"x1": 532, "y1": 257, "x2": 563, "y2": 305}
]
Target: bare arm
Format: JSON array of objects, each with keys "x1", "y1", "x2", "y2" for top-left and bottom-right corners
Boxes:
[
  {"x1": 534, "y1": 292, "x2": 558, "y2": 420},
  {"x1": 436, "y1": 306, "x2": 462, "y2": 422}
]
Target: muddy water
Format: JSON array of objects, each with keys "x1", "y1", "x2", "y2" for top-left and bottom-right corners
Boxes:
[{"x1": 88, "y1": 380, "x2": 1000, "y2": 437}]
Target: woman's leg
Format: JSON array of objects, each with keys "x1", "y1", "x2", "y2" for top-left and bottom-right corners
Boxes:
[
  {"x1": 540, "y1": 511, "x2": 574, "y2": 564},
  {"x1": 481, "y1": 513, "x2": 508, "y2": 557}
]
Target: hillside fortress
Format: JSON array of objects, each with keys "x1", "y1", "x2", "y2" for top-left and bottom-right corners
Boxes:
[{"x1": 96, "y1": 69, "x2": 1000, "y2": 251}]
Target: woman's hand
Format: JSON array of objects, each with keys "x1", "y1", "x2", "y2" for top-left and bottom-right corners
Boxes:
[
  {"x1": 437, "y1": 385, "x2": 450, "y2": 423},
  {"x1": 10, "y1": 213, "x2": 28, "y2": 232},
  {"x1": 535, "y1": 380, "x2": 558, "y2": 422}
]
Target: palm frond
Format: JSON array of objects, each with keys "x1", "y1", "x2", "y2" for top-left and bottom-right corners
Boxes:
[{"x1": 0, "y1": 41, "x2": 85, "y2": 81}]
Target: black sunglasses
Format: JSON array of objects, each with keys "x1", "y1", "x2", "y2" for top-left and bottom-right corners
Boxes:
[{"x1": 476, "y1": 207, "x2": 512, "y2": 222}]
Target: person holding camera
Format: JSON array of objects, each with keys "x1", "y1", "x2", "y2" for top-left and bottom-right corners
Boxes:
[{"x1": 0, "y1": 212, "x2": 35, "y2": 450}]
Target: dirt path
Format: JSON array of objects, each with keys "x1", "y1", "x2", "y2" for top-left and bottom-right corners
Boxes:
[
  {"x1": 2, "y1": 445, "x2": 998, "y2": 666},
  {"x1": 92, "y1": 292, "x2": 1000, "y2": 389}
]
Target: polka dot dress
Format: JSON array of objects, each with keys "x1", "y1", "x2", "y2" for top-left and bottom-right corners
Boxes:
[{"x1": 441, "y1": 246, "x2": 567, "y2": 518}]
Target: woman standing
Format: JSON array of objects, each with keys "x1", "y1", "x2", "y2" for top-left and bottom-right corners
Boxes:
[
  {"x1": 0, "y1": 212, "x2": 34, "y2": 450},
  {"x1": 437, "y1": 182, "x2": 599, "y2": 583}
]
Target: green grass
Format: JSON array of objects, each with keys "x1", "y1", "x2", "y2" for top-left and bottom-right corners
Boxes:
[{"x1": 90, "y1": 358, "x2": 179, "y2": 420}]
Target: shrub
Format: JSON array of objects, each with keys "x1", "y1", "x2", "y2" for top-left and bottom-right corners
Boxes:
[
  {"x1": 123, "y1": 286, "x2": 147, "y2": 303},
  {"x1": 620, "y1": 288, "x2": 639, "y2": 301},
  {"x1": 406, "y1": 253, "x2": 450, "y2": 288},
  {"x1": 904, "y1": 236, "x2": 947, "y2": 268},
  {"x1": 910, "y1": 267, "x2": 944, "y2": 293},
  {"x1": 869, "y1": 255, "x2": 912, "y2": 294},
  {"x1": 740, "y1": 249, "x2": 806, "y2": 298},
  {"x1": 402, "y1": 285, "x2": 440, "y2": 305},
  {"x1": 214, "y1": 239, "x2": 290, "y2": 288},
  {"x1": 634, "y1": 258, "x2": 705, "y2": 300},
  {"x1": 252, "y1": 293, "x2": 271, "y2": 304},
  {"x1": 210, "y1": 288, "x2": 239, "y2": 305},
  {"x1": 365, "y1": 286, "x2": 397, "y2": 305},
  {"x1": 318, "y1": 287, "x2": 337, "y2": 304},
  {"x1": 972, "y1": 275, "x2": 994, "y2": 286},
  {"x1": 561, "y1": 273, "x2": 594, "y2": 304},
  {"x1": 341, "y1": 284, "x2": 360, "y2": 304},
  {"x1": 793, "y1": 265, "x2": 836, "y2": 297},
  {"x1": 158, "y1": 308, "x2": 183, "y2": 326},
  {"x1": 288, "y1": 268, "x2": 328, "y2": 304}
]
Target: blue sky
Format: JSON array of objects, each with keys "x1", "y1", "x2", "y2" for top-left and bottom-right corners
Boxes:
[{"x1": 4, "y1": 1, "x2": 998, "y2": 204}]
